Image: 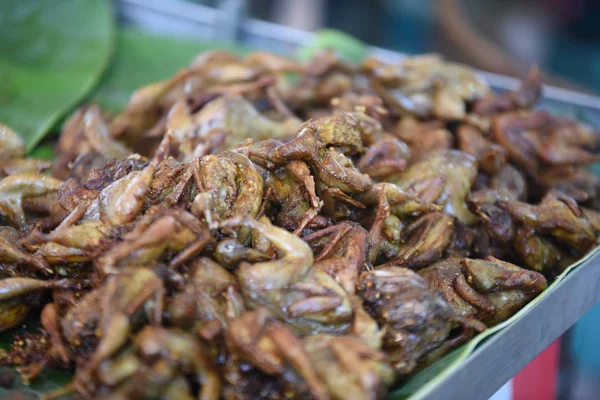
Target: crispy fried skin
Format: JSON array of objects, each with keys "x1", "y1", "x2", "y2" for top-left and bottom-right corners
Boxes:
[{"x1": 1, "y1": 50, "x2": 598, "y2": 399}]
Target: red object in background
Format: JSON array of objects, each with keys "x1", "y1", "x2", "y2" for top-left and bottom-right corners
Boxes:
[{"x1": 512, "y1": 340, "x2": 560, "y2": 400}]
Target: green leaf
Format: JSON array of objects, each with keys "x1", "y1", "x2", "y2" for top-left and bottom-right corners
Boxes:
[
  {"x1": 28, "y1": 144, "x2": 56, "y2": 161},
  {"x1": 390, "y1": 345, "x2": 469, "y2": 400},
  {"x1": 0, "y1": 0, "x2": 114, "y2": 151},
  {"x1": 296, "y1": 29, "x2": 369, "y2": 64},
  {"x1": 0, "y1": 367, "x2": 73, "y2": 399},
  {"x1": 91, "y1": 28, "x2": 248, "y2": 112},
  {"x1": 0, "y1": 314, "x2": 72, "y2": 398}
]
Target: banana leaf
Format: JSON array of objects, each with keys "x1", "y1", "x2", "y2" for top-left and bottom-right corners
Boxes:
[
  {"x1": 90, "y1": 28, "x2": 247, "y2": 112},
  {"x1": 0, "y1": 0, "x2": 113, "y2": 151},
  {"x1": 27, "y1": 144, "x2": 56, "y2": 161},
  {"x1": 296, "y1": 28, "x2": 368, "y2": 63},
  {"x1": 0, "y1": 315, "x2": 72, "y2": 398}
]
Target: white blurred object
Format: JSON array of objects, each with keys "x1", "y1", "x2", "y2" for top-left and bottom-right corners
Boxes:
[
  {"x1": 499, "y1": 10, "x2": 554, "y2": 64},
  {"x1": 273, "y1": 0, "x2": 324, "y2": 31},
  {"x1": 489, "y1": 380, "x2": 512, "y2": 400}
]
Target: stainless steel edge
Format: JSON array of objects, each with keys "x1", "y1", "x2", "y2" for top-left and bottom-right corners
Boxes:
[
  {"x1": 119, "y1": 0, "x2": 219, "y2": 24},
  {"x1": 119, "y1": 0, "x2": 219, "y2": 41},
  {"x1": 118, "y1": 0, "x2": 600, "y2": 112},
  {"x1": 421, "y1": 255, "x2": 600, "y2": 400}
]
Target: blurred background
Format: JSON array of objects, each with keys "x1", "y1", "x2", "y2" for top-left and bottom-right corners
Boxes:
[{"x1": 190, "y1": 0, "x2": 600, "y2": 94}]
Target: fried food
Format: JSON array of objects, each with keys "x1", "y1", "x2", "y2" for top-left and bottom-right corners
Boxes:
[{"x1": 0, "y1": 50, "x2": 598, "y2": 399}]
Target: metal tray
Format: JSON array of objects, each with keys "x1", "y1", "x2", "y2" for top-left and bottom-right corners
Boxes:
[{"x1": 117, "y1": 1, "x2": 600, "y2": 399}]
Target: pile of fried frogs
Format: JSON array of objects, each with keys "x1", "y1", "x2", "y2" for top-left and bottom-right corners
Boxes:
[{"x1": 0, "y1": 50, "x2": 599, "y2": 400}]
